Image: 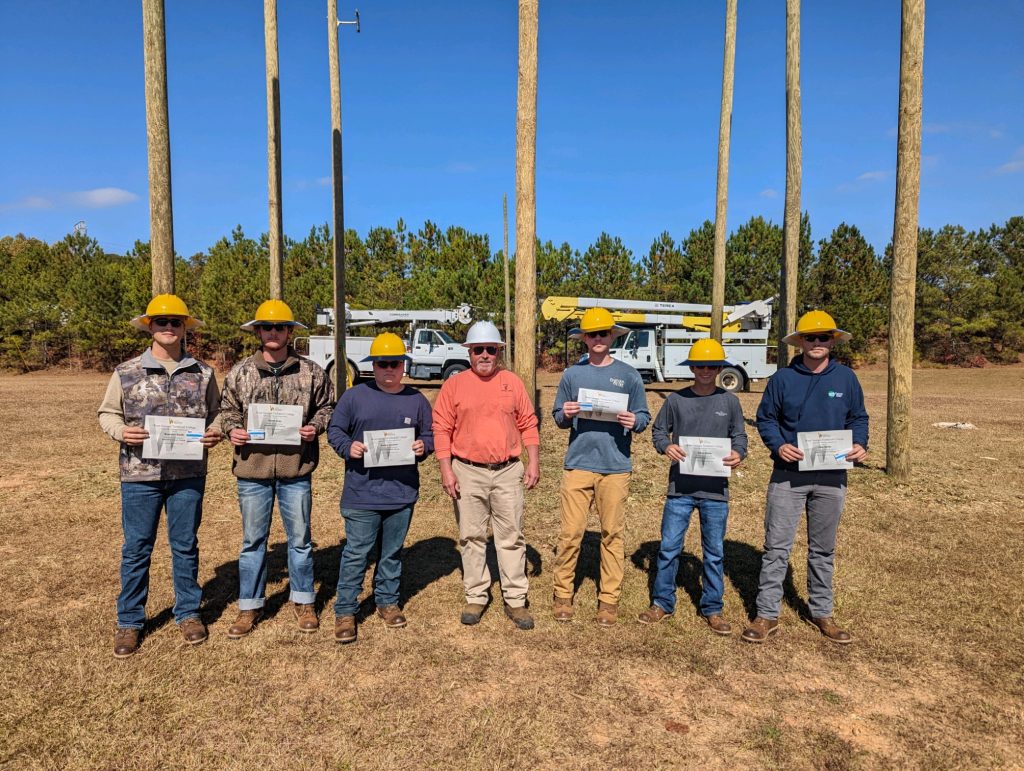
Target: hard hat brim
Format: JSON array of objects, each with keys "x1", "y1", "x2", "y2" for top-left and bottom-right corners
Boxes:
[
  {"x1": 679, "y1": 358, "x2": 732, "y2": 368},
  {"x1": 782, "y1": 328, "x2": 852, "y2": 346},
  {"x1": 461, "y1": 341, "x2": 506, "y2": 348},
  {"x1": 240, "y1": 319, "x2": 308, "y2": 332},
  {"x1": 131, "y1": 315, "x2": 203, "y2": 332},
  {"x1": 361, "y1": 354, "x2": 413, "y2": 362},
  {"x1": 568, "y1": 324, "x2": 629, "y2": 341}
]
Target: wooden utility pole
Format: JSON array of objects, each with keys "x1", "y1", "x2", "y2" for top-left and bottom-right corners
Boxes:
[
  {"x1": 779, "y1": 0, "x2": 802, "y2": 361},
  {"x1": 265, "y1": 0, "x2": 284, "y2": 300},
  {"x1": 515, "y1": 0, "x2": 538, "y2": 395},
  {"x1": 142, "y1": 0, "x2": 174, "y2": 296},
  {"x1": 711, "y1": 0, "x2": 737, "y2": 342},
  {"x1": 886, "y1": 0, "x2": 925, "y2": 483},
  {"x1": 503, "y1": 192, "x2": 512, "y2": 364}
]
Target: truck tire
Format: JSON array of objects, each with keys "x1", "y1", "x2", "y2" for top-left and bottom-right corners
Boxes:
[
  {"x1": 442, "y1": 362, "x2": 468, "y2": 380},
  {"x1": 717, "y1": 366, "x2": 745, "y2": 393},
  {"x1": 326, "y1": 361, "x2": 357, "y2": 389}
]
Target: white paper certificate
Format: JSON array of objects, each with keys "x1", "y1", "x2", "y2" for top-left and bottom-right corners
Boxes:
[
  {"x1": 576, "y1": 388, "x2": 629, "y2": 422},
  {"x1": 678, "y1": 436, "x2": 732, "y2": 477},
  {"x1": 797, "y1": 429, "x2": 854, "y2": 471},
  {"x1": 142, "y1": 415, "x2": 206, "y2": 460},
  {"x1": 363, "y1": 427, "x2": 416, "y2": 468},
  {"x1": 247, "y1": 403, "x2": 303, "y2": 446}
]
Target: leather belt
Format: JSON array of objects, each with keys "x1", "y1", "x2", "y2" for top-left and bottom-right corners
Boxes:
[{"x1": 452, "y1": 455, "x2": 517, "y2": 471}]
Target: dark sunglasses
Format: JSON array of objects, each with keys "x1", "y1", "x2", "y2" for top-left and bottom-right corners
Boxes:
[
  {"x1": 691, "y1": 364, "x2": 722, "y2": 371},
  {"x1": 801, "y1": 334, "x2": 834, "y2": 343},
  {"x1": 256, "y1": 324, "x2": 289, "y2": 332},
  {"x1": 470, "y1": 345, "x2": 499, "y2": 356},
  {"x1": 585, "y1": 330, "x2": 610, "y2": 339},
  {"x1": 151, "y1": 317, "x2": 183, "y2": 329},
  {"x1": 374, "y1": 360, "x2": 403, "y2": 369}
]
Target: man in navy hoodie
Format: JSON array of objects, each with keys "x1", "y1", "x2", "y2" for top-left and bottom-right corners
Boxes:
[{"x1": 742, "y1": 311, "x2": 868, "y2": 645}]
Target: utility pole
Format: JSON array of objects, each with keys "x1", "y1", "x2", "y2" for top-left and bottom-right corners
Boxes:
[
  {"x1": 142, "y1": 0, "x2": 174, "y2": 296},
  {"x1": 327, "y1": 2, "x2": 359, "y2": 395},
  {"x1": 515, "y1": 0, "x2": 538, "y2": 399},
  {"x1": 779, "y1": 0, "x2": 802, "y2": 361},
  {"x1": 887, "y1": 0, "x2": 925, "y2": 483},
  {"x1": 265, "y1": 0, "x2": 284, "y2": 300},
  {"x1": 710, "y1": 0, "x2": 737, "y2": 342},
  {"x1": 503, "y1": 192, "x2": 512, "y2": 365}
]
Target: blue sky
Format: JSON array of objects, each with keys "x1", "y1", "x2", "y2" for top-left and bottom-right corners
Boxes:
[{"x1": 1, "y1": 0, "x2": 1022, "y2": 261}]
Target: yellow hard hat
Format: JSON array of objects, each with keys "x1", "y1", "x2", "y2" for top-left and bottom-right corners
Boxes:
[
  {"x1": 130, "y1": 294, "x2": 203, "y2": 331},
  {"x1": 681, "y1": 339, "x2": 730, "y2": 367},
  {"x1": 240, "y1": 299, "x2": 307, "y2": 331},
  {"x1": 569, "y1": 307, "x2": 628, "y2": 340},
  {"x1": 363, "y1": 332, "x2": 410, "y2": 362},
  {"x1": 782, "y1": 310, "x2": 852, "y2": 346}
]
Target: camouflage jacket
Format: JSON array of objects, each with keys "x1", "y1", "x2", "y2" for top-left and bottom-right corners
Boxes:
[
  {"x1": 220, "y1": 348, "x2": 335, "y2": 480},
  {"x1": 116, "y1": 350, "x2": 218, "y2": 482}
]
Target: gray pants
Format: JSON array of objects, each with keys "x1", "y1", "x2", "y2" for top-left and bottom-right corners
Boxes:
[{"x1": 755, "y1": 469, "x2": 847, "y2": 619}]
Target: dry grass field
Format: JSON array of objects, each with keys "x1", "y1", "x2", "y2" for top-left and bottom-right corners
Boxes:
[{"x1": 1, "y1": 365, "x2": 1022, "y2": 769}]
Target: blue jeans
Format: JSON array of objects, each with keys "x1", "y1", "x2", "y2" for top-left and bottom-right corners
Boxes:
[
  {"x1": 237, "y1": 476, "x2": 315, "y2": 610},
  {"x1": 334, "y1": 506, "x2": 413, "y2": 616},
  {"x1": 118, "y1": 478, "x2": 205, "y2": 629},
  {"x1": 651, "y1": 495, "x2": 730, "y2": 616}
]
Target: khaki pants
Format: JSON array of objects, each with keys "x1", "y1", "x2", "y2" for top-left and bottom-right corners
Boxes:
[
  {"x1": 553, "y1": 469, "x2": 631, "y2": 606},
  {"x1": 452, "y1": 459, "x2": 528, "y2": 607}
]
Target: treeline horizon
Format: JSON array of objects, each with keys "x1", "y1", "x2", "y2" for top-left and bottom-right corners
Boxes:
[{"x1": 1, "y1": 213, "x2": 1021, "y2": 372}]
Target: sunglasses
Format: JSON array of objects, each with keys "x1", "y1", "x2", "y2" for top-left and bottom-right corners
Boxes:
[
  {"x1": 801, "y1": 334, "x2": 834, "y2": 343},
  {"x1": 256, "y1": 324, "x2": 289, "y2": 332},
  {"x1": 691, "y1": 364, "x2": 722, "y2": 371},
  {"x1": 374, "y1": 360, "x2": 403, "y2": 369},
  {"x1": 470, "y1": 346, "x2": 499, "y2": 356},
  {"x1": 585, "y1": 330, "x2": 611, "y2": 339},
  {"x1": 151, "y1": 317, "x2": 183, "y2": 329}
]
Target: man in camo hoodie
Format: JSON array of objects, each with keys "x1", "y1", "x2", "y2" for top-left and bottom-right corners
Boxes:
[{"x1": 219, "y1": 300, "x2": 335, "y2": 639}]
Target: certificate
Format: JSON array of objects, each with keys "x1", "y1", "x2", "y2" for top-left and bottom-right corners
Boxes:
[
  {"x1": 677, "y1": 436, "x2": 732, "y2": 478},
  {"x1": 797, "y1": 430, "x2": 854, "y2": 471},
  {"x1": 247, "y1": 403, "x2": 303, "y2": 446},
  {"x1": 142, "y1": 415, "x2": 206, "y2": 461},
  {"x1": 576, "y1": 388, "x2": 629, "y2": 422},
  {"x1": 363, "y1": 427, "x2": 415, "y2": 468}
]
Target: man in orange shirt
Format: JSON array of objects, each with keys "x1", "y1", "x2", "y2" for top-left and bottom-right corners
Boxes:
[{"x1": 433, "y1": 321, "x2": 541, "y2": 630}]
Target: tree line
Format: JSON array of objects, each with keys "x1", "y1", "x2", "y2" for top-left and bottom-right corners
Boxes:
[{"x1": 1, "y1": 215, "x2": 1021, "y2": 372}]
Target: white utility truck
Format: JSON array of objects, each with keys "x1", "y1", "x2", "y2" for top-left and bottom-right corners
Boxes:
[
  {"x1": 541, "y1": 296, "x2": 777, "y2": 392},
  {"x1": 300, "y1": 304, "x2": 474, "y2": 384}
]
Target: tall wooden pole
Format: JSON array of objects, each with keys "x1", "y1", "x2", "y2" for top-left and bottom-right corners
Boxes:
[
  {"x1": 886, "y1": 0, "x2": 925, "y2": 483},
  {"x1": 503, "y1": 192, "x2": 512, "y2": 363},
  {"x1": 328, "y1": 0, "x2": 348, "y2": 394},
  {"x1": 779, "y1": 0, "x2": 802, "y2": 361},
  {"x1": 515, "y1": 0, "x2": 538, "y2": 396},
  {"x1": 265, "y1": 0, "x2": 284, "y2": 300},
  {"x1": 710, "y1": 0, "x2": 737, "y2": 342},
  {"x1": 142, "y1": 0, "x2": 174, "y2": 296}
]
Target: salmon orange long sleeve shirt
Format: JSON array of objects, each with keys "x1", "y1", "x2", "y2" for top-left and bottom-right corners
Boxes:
[{"x1": 432, "y1": 368, "x2": 539, "y2": 463}]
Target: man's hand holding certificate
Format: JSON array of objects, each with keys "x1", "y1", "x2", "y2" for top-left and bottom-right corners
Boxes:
[
  {"x1": 676, "y1": 436, "x2": 732, "y2": 477},
  {"x1": 142, "y1": 415, "x2": 206, "y2": 460},
  {"x1": 576, "y1": 388, "x2": 629, "y2": 423},
  {"x1": 362, "y1": 427, "x2": 416, "y2": 468},
  {"x1": 246, "y1": 403, "x2": 303, "y2": 446},
  {"x1": 796, "y1": 429, "x2": 854, "y2": 471}
]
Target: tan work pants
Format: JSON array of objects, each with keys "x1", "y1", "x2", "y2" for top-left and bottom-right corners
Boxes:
[
  {"x1": 452, "y1": 459, "x2": 528, "y2": 607},
  {"x1": 553, "y1": 469, "x2": 631, "y2": 606}
]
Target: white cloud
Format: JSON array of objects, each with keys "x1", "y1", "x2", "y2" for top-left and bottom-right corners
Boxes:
[
  {"x1": 316, "y1": 176, "x2": 332, "y2": 186},
  {"x1": 922, "y1": 122, "x2": 951, "y2": 135},
  {"x1": 759, "y1": 188, "x2": 779, "y2": 199},
  {"x1": 66, "y1": 187, "x2": 138, "y2": 208},
  {"x1": 0, "y1": 195, "x2": 54, "y2": 212},
  {"x1": 445, "y1": 162, "x2": 476, "y2": 174},
  {"x1": 857, "y1": 170, "x2": 889, "y2": 182},
  {"x1": 995, "y1": 147, "x2": 1024, "y2": 175}
]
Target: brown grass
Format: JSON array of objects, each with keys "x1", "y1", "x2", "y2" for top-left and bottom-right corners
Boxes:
[{"x1": 1, "y1": 366, "x2": 1022, "y2": 769}]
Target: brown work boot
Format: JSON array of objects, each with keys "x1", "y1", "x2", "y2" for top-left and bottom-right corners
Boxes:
[
  {"x1": 504, "y1": 604, "x2": 535, "y2": 630},
  {"x1": 113, "y1": 628, "x2": 140, "y2": 659},
  {"x1": 595, "y1": 601, "x2": 618, "y2": 628},
  {"x1": 741, "y1": 617, "x2": 779, "y2": 643},
  {"x1": 637, "y1": 605, "x2": 671, "y2": 625},
  {"x1": 293, "y1": 603, "x2": 319, "y2": 633},
  {"x1": 552, "y1": 596, "x2": 574, "y2": 622},
  {"x1": 334, "y1": 615, "x2": 357, "y2": 644},
  {"x1": 377, "y1": 605, "x2": 408, "y2": 628},
  {"x1": 179, "y1": 617, "x2": 208, "y2": 646},
  {"x1": 810, "y1": 616, "x2": 853, "y2": 645},
  {"x1": 703, "y1": 614, "x2": 733, "y2": 636},
  {"x1": 226, "y1": 609, "x2": 263, "y2": 640},
  {"x1": 460, "y1": 603, "x2": 486, "y2": 626}
]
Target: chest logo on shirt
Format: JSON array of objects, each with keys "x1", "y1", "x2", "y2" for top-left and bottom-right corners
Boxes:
[
  {"x1": 715, "y1": 411, "x2": 727, "y2": 417},
  {"x1": 609, "y1": 377, "x2": 625, "y2": 388},
  {"x1": 403, "y1": 417, "x2": 412, "y2": 425},
  {"x1": 501, "y1": 383, "x2": 512, "y2": 392},
  {"x1": 828, "y1": 391, "x2": 844, "y2": 398}
]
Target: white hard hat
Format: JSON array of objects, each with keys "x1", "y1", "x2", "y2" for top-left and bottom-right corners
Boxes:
[{"x1": 462, "y1": 320, "x2": 505, "y2": 347}]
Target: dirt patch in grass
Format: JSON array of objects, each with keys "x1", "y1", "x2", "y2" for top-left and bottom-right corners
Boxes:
[{"x1": 1, "y1": 366, "x2": 1023, "y2": 768}]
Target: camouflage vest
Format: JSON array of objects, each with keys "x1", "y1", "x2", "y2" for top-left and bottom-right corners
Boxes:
[{"x1": 117, "y1": 351, "x2": 214, "y2": 482}]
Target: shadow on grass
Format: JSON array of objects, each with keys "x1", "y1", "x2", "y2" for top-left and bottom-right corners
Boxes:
[
  {"x1": 630, "y1": 540, "x2": 703, "y2": 611},
  {"x1": 570, "y1": 530, "x2": 604, "y2": 598}
]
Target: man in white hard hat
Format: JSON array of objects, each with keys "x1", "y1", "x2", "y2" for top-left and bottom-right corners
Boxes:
[
  {"x1": 219, "y1": 300, "x2": 335, "y2": 639},
  {"x1": 327, "y1": 332, "x2": 433, "y2": 644},
  {"x1": 433, "y1": 320, "x2": 540, "y2": 630},
  {"x1": 98, "y1": 294, "x2": 223, "y2": 658}
]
